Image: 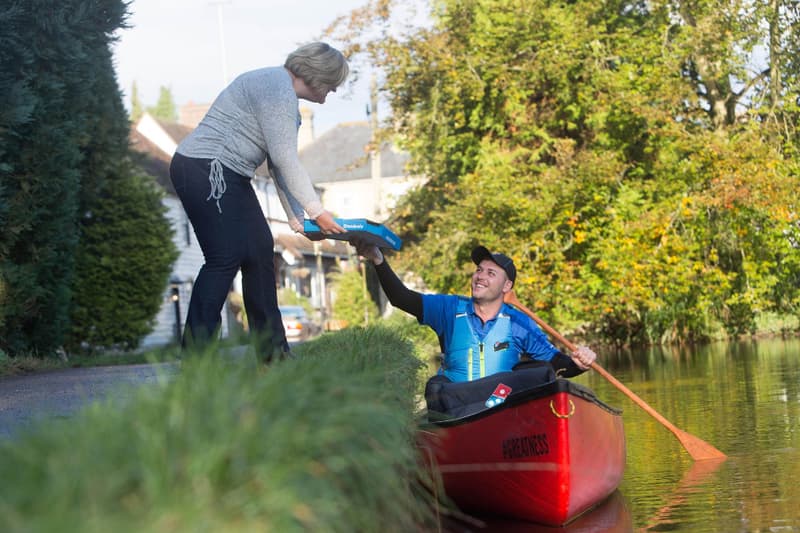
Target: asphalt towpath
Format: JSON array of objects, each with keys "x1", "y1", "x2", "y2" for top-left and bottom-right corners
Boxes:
[
  {"x1": 0, "y1": 363, "x2": 179, "y2": 440},
  {"x1": 0, "y1": 343, "x2": 301, "y2": 439}
]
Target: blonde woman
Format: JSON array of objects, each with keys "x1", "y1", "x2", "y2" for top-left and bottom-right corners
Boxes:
[{"x1": 170, "y1": 42, "x2": 347, "y2": 360}]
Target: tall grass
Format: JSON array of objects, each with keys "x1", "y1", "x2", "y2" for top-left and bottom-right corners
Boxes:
[
  {"x1": 0, "y1": 327, "x2": 438, "y2": 532},
  {"x1": 0, "y1": 353, "x2": 64, "y2": 375}
]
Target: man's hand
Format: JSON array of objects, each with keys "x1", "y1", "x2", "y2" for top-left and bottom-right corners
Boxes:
[
  {"x1": 571, "y1": 345, "x2": 596, "y2": 370},
  {"x1": 314, "y1": 211, "x2": 345, "y2": 234},
  {"x1": 351, "y1": 236, "x2": 384, "y2": 265}
]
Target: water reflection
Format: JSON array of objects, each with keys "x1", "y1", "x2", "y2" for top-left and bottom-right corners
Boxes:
[
  {"x1": 635, "y1": 458, "x2": 725, "y2": 531},
  {"x1": 574, "y1": 338, "x2": 800, "y2": 531},
  {"x1": 442, "y1": 490, "x2": 632, "y2": 532}
]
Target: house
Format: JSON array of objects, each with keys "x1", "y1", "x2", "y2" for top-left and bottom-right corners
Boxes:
[
  {"x1": 130, "y1": 111, "x2": 351, "y2": 348},
  {"x1": 297, "y1": 118, "x2": 425, "y2": 317},
  {"x1": 299, "y1": 121, "x2": 425, "y2": 220}
]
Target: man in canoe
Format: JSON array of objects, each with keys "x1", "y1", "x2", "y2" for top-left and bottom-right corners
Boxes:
[{"x1": 352, "y1": 240, "x2": 596, "y2": 382}]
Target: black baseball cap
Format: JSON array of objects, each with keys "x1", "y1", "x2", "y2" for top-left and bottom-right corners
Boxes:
[{"x1": 471, "y1": 245, "x2": 516, "y2": 285}]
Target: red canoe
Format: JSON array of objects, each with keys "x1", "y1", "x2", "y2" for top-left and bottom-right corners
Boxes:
[{"x1": 418, "y1": 378, "x2": 625, "y2": 527}]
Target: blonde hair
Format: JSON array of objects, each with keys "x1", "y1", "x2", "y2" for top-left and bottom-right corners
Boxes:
[{"x1": 284, "y1": 42, "x2": 349, "y2": 93}]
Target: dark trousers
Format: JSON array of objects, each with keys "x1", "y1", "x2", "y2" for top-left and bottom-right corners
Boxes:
[{"x1": 169, "y1": 152, "x2": 288, "y2": 354}]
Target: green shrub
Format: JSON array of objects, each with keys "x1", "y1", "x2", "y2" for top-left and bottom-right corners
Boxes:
[
  {"x1": 66, "y1": 167, "x2": 178, "y2": 354},
  {"x1": 277, "y1": 288, "x2": 313, "y2": 311},
  {"x1": 329, "y1": 265, "x2": 379, "y2": 328}
]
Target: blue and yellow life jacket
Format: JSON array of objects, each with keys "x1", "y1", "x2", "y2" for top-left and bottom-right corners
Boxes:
[{"x1": 440, "y1": 298, "x2": 519, "y2": 382}]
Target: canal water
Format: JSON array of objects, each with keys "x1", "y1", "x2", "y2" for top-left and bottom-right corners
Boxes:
[
  {"x1": 557, "y1": 336, "x2": 800, "y2": 532},
  {"x1": 453, "y1": 337, "x2": 799, "y2": 531}
]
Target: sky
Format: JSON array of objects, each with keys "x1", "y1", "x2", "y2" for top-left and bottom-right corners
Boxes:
[{"x1": 112, "y1": 0, "x2": 382, "y2": 136}]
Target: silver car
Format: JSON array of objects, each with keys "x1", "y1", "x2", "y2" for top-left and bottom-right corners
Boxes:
[{"x1": 279, "y1": 305, "x2": 319, "y2": 341}]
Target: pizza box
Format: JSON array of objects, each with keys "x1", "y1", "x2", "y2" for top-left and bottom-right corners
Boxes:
[{"x1": 303, "y1": 218, "x2": 402, "y2": 251}]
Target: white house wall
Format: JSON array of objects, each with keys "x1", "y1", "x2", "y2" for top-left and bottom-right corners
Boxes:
[{"x1": 319, "y1": 175, "x2": 426, "y2": 220}]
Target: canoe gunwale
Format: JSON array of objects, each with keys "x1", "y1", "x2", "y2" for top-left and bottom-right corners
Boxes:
[{"x1": 420, "y1": 378, "x2": 622, "y2": 429}]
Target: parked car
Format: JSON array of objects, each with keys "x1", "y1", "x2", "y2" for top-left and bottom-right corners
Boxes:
[{"x1": 279, "y1": 305, "x2": 320, "y2": 341}]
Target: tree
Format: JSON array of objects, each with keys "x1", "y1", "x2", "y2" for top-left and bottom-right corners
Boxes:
[
  {"x1": 146, "y1": 86, "x2": 177, "y2": 122},
  {"x1": 329, "y1": 263, "x2": 379, "y2": 328},
  {"x1": 66, "y1": 166, "x2": 177, "y2": 353},
  {"x1": 66, "y1": 11, "x2": 178, "y2": 354},
  {"x1": 0, "y1": 0, "x2": 129, "y2": 356},
  {"x1": 130, "y1": 81, "x2": 144, "y2": 122},
  {"x1": 326, "y1": 0, "x2": 800, "y2": 344},
  {"x1": 0, "y1": 0, "x2": 179, "y2": 356}
]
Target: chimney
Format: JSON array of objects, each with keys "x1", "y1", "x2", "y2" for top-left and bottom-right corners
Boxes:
[
  {"x1": 178, "y1": 101, "x2": 211, "y2": 128},
  {"x1": 298, "y1": 106, "x2": 315, "y2": 150}
]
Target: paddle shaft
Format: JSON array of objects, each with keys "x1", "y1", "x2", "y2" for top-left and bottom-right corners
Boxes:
[{"x1": 504, "y1": 291, "x2": 727, "y2": 461}]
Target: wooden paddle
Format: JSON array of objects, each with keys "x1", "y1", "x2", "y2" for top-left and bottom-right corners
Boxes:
[{"x1": 504, "y1": 290, "x2": 727, "y2": 462}]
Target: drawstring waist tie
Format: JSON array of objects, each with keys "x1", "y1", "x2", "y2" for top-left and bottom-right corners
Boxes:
[{"x1": 207, "y1": 158, "x2": 227, "y2": 213}]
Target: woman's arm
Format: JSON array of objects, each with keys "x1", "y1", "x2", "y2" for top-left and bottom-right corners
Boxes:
[
  {"x1": 257, "y1": 107, "x2": 323, "y2": 219},
  {"x1": 248, "y1": 72, "x2": 325, "y2": 226}
]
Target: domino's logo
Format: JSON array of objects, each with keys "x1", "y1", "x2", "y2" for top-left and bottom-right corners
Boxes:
[{"x1": 485, "y1": 383, "x2": 512, "y2": 408}]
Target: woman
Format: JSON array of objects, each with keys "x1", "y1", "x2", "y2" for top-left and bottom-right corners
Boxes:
[{"x1": 169, "y1": 42, "x2": 347, "y2": 360}]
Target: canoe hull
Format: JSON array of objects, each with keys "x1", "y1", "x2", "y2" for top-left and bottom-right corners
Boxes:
[{"x1": 419, "y1": 379, "x2": 625, "y2": 526}]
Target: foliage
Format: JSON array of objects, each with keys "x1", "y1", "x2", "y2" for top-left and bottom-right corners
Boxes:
[
  {"x1": 383, "y1": 310, "x2": 442, "y2": 375},
  {"x1": 329, "y1": 262, "x2": 379, "y2": 327},
  {"x1": 67, "y1": 346, "x2": 179, "y2": 369},
  {"x1": 0, "y1": 0, "x2": 131, "y2": 356},
  {"x1": 0, "y1": 353, "x2": 64, "y2": 377},
  {"x1": 326, "y1": 0, "x2": 800, "y2": 345},
  {"x1": 0, "y1": 329, "x2": 438, "y2": 532},
  {"x1": 0, "y1": 345, "x2": 183, "y2": 377},
  {"x1": 277, "y1": 287, "x2": 316, "y2": 316},
  {"x1": 0, "y1": 0, "x2": 180, "y2": 357},
  {"x1": 146, "y1": 86, "x2": 178, "y2": 122},
  {"x1": 66, "y1": 167, "x2": 178, "y2": 353}
]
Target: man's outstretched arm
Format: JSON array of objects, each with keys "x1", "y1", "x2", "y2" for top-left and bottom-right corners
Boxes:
[{"x1": 352, "y1": 238, "x2": 423, "y2": 320}]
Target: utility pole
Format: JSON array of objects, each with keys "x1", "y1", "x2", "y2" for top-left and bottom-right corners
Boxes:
[
  {"x1": 368, "y1": 74, "x2": 382, "y2": 219},
  {"x1": 209, "y1": 0, "x2": 231, "y2": 87},
  {"x1": 314, "y1": 241, "x2": 326, "y2": 327},
  {"x1": 361, "y1": 260, "x2": 369, "y2": 325}
]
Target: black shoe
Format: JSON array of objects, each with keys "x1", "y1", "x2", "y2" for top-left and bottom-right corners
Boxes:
[{"x1": 263, "y1": 347, "x2": 295, "y2": 364}]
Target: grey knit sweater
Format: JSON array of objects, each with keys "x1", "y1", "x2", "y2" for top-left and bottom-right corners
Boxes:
[{"x1": 176, "y1": 66, "x2": 322, "y2": 230}]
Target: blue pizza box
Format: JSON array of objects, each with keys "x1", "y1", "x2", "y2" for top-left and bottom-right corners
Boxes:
[{"x1": 303, "y1": 218, "x2": 402, "y2": 251}]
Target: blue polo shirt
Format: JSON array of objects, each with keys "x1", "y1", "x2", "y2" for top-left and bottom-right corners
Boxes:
[{"x1": 421, "y1": 294, "x2": 559, "y2": 378}]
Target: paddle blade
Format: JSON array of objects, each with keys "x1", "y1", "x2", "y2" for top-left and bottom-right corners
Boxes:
[{"x1": 673, "y1": 427, "x2": 728, "y2": 461}]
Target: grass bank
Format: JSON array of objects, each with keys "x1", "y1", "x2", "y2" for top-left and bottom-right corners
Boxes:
[
  {"x1": 0, "y1": 327, "x2": 440, "y2": 532},
  {"x1": 0, "y1": 346, "x2": 179, "y2": 377}
]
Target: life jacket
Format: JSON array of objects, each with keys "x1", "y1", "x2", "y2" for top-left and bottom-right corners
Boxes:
[{"x1": 440, "y1": 297, "x2": 519, "y2": 382}]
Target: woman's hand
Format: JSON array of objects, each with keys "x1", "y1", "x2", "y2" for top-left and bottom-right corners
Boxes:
[{"x1": 314, "y1": 211, "x2": 345, "y2": 234}]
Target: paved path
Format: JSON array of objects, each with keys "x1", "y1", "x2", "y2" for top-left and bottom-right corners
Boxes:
[{"x1": 0, "y1": 363, "x2": 178, "y2": 439}]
